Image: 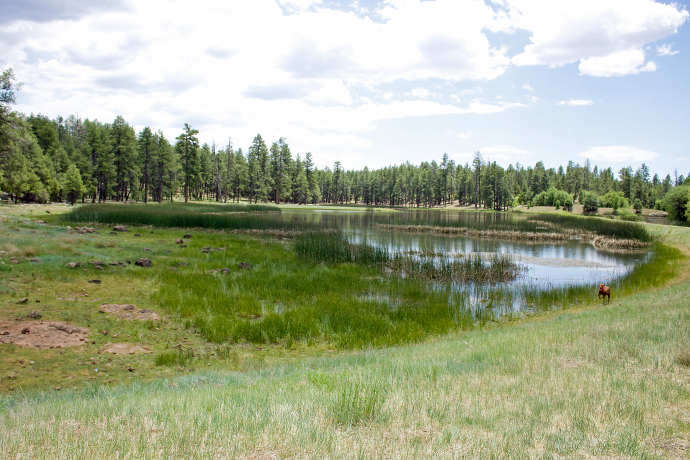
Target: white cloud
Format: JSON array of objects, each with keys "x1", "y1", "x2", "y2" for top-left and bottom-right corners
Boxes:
[
  {"x1": 409, "y1": 87, "x2": 434, "y2": 99},
  {"x1": 579, "y1": 146, "x2": 658, "y2": 162},
  {"x1": 579, "y1": 48, "x2": 656, "y2": 77},
  {"x1": 557, "y1": 99, "x2": 594, "y2": 106},
  {"x1": 510, "y1": 0, "x2": 688, "y2": 68},
  {"x1": 522, "y1": 82, "x2": 534, "y2": 91},
  {"x1": 657, "y1": 43, "x2": 679, "y2": 56},
  {"x1": 457, "y1": 131, "x2": 472, "y2": 139}
]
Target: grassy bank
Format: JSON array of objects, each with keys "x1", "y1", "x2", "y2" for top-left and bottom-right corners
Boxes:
[{"x1": 1, "y1": 226, "x2": 689, "y2": 458}]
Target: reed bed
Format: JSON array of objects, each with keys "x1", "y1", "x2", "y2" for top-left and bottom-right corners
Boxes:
[
  {"x1": 374, "y1": 223, "x2": 569, "y2": 241},
  {"x1": 526, "y1": 213, "x2": 652, "y2": 242},
  {"x1": 294, "y1": 231, "x2": 523, "y2": 283},
  {"x1": 61, "y1": 203, "x2": 317, "y2": 232}
]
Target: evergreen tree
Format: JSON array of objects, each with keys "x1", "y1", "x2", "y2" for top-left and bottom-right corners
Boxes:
[{"x1": 175, "y1": 124, "x2": 200, "y2": 202}]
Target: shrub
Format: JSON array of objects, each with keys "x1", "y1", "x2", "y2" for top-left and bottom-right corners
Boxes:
[
  {"x1": 633, "y1": 198, "x2": 643, "y2": 214},
  {"x1": 601, "y1": 191, "x2": 627, "y2": 211},
  {"x1": 581, "y1": 191, "x2": 599, "y2": 213},
  {"x1": 663, "y1": 185, "x2": 690, "y2": 222},
  {"x1": 533, "y1": 188, "x2": 573, "y2": 210}
]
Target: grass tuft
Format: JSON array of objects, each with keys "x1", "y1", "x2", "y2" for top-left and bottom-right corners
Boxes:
[{"x1": 329, "y1": 381, "x2": 386, "y2": 426}]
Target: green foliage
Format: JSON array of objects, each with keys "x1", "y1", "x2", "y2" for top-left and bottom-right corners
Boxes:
[
  {"x1": 581, "y1": 191, "x2": 599, "y2": 212},
  {"x1": 663, "y1": 185, "x2": 690, "y2": 222},
  {"x1": 63, "y1": 163, "x2": 84, "y2": 205},
  {"x1": 533, "y1": 187, "x2": 574, "y2": 210},
  {"x1": 155, "y1": 349, "x2": 194, "y2": 366},
  {"x1": 601, "y1": 191, "x2": 627, "y2": 211},
  {"x1": 632, "y1": 198, "x2": 643, "y2": 213}
]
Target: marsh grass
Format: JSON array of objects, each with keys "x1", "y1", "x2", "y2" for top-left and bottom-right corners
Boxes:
[
  {"x1": 154, "y1": 349, "x2": 194, "y2": 366},
  {"x1": 527, "y1": 213, "x2": 652, "y2": 242},
  {"x1": 61, "y1": 203, "x2": 316, "y2": 232}
]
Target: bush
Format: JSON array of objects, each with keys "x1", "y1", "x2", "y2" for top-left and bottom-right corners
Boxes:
[
  {"x1": 533, "y1": 188, "x2": 573, "y2": 210},
  {"x1": 663, "y1": 185, "x2": 690, "y2": 222},
  {"x1": 581, "y1": 191, "x2": 599, "y2": 213}
]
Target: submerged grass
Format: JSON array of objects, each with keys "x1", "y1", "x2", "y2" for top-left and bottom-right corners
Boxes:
[
  {"x1": 60, "y1": 203, "x2": 315, "y2": 232},
  {"x1": 527, "y1": 213, "x2": 652, "y2": 242}
]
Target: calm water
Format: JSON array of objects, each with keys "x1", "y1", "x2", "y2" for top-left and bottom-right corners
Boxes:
[{"x1": 280, "y1": 208, "x2": 649, "y2": 289}]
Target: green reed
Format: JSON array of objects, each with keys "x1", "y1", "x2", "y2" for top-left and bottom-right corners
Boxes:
[
  {"x1": 61, "y1": 203, "x2": 317, "y2": 231},
  {"x1": 527, "y1": 213, "x2": 652, "y2": 242}
]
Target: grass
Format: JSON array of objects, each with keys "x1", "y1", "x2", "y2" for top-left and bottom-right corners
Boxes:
[
  {"x1": 60, "y1": 203, "x2": 317, "y2": 232},
  {"x1": 1, "y1": 203, "x2": 690, "y2": 458}
]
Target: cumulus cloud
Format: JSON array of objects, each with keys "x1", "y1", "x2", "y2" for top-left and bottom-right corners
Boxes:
[
  {"x1": 0, "y1": 0, "x2": 130, "y2": 25},
  {"x1": 510, "y1": 0, "x2": 687, "y2": 71},
  {"x1": 522, "y1": 82, "x2": 534, "y2": 91},
  {"x1": 557, "y1": 99, "x2": 594, "y2": 106},
  {"x1": 579, "y1": 146, "x2": 658, "y2": 162},
  {"x1": 579, "y1": 49, "x2": 656, "y2": 77},
  {"x1": 657, "y1": 43, "x2": 679, "y2": 56},
  {"x1": 457, "y1": 131, "x2": 472, "y2": 139}
]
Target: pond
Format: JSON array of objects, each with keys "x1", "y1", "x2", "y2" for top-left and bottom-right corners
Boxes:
[{"x1": 279, "y1": 208, "x2": 649, "y2": 292}]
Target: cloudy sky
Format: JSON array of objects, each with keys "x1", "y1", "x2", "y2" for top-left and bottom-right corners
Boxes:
[{"x1": 1, "y1": 0, "x2": 688, "y2": 175}]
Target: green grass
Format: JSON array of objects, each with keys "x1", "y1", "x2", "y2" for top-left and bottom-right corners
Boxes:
[
  {"x1": 60, "y1": 203, "x2": 318, "y2": 232},
  {"x1": 527, "y1": 213, "x2": 652, "y2": 241}
]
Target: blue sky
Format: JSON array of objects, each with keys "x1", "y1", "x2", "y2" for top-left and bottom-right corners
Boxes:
[{"x1": 1, "y1": 0, "x2": 688, "y2": 177}]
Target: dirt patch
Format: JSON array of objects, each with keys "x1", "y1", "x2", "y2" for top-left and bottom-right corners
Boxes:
[
  {"x1": 99, "y1": 343, "x2": 152, "y2": 355},
  {"x1": 0, "y1": 321, "x2": 89, "y2": 349},
  {"x1": 99, "y1": 304, "x2": 161, "y2": 321}
]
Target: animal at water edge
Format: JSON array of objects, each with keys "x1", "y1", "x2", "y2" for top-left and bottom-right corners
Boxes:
[{"x1": 598, "y1": 284, "x2": 611, "y2": 304}]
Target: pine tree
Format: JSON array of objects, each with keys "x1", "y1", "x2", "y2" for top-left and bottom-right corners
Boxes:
[
  {"x1": 176, "y1": 124, "x2": 200, "y2": 203},
  {"x1": 63, "y1": 163, "x2": 84, "y2": 205},
  {"x1": 138, "y1": 127, "x2": 156, "y2": 203}
]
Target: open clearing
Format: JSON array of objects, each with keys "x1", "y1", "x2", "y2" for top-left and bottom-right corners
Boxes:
[{"x1": 0, "y1": 202, "x2": 689, "y2": 459}]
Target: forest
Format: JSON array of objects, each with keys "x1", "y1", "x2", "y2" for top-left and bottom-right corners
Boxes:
[{"x1": 2, "y1": 67, "x2": 689, "y2": 220}]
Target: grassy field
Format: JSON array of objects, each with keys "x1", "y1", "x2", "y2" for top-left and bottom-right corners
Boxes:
[{"x1": 1, "y1": 203, "x2": 689, "y2": 458}]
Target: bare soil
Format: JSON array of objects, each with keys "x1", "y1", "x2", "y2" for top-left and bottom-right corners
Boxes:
[
  {"x1": 99, "y1": 343, "x2": 152, "y2": 355},
  {"x1": 98, "y1": 304, "x2": 161, "y2": 321},
  {"x1": 0, "y1": 321, "x2": 89, "y2": 349}
]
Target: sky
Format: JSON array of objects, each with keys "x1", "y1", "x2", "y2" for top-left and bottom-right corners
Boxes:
[{"x1": 1, "y1": 0, "x2": 689, "y2": 176}]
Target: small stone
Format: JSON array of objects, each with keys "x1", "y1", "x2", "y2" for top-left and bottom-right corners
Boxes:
[
  {"x1": 21, "y1": 327, "x2": 30, "y2": 334},
  {"x1": 27, "y1": 311, "x2": 42, "y2": 319},
  {"x1": 95, "y1": 266, "x2": 103, "y2": 270},
  {"x1": 183, "y1": 233, "x2": 192, "y2": 238},
  {"x1": 89, "y1": 261, "x2": 106, "y2": 266},
  {"x1": 176, "y1": 238, "x2": 184, "y2": 244},
  {"x1": 220, "y1": 268, "x2": 230, "y2": 273},
  {"x1": 88, "y1": 279, "x2": 101, "y2": 284},
  {"x1": 102, "y1": 330, "x2": 108, "y2": 335},
  {"x1": 30, "y1": 258, "x2": 41, "y2": 263},
  {"x1": 143, "y1": 248, "x2": 152, "y2": 251},
  {"x1": 134, "y1": 233, "x2": 141, "y2": 237},
  {"x1": 29, "y1": 361, "x2": 34, "y2": 365},
  {"x1": 17, "y1": 298, "x2": 28, "y2": 304},
  {"x1": 113, "y1": 226, "x2": 128, "y2": 232},
  {"x1": 65, "y1": 262, "x2": 84, "y2": 268},
  {"x1": 238, "y1": 262, "x2": 254, "y2": 270},
  {"x1": 54, "y1": 386, "x2": 61, "y2": 391},
  {"x1": 180, "y1": 245, "x2": 187, "y2": 248},
  {"x1": 128, "y1": 368, "x2": 134, "y2": 372},
  {"x1": 124, "y1": 260, "x2": 131, "y2": 264},
  {"x1": 135, "y1": 258, "x2": 152, "y2": 267},
  {"x1": 10, "y1": 259, "x2": 19, "y2": 264},
  {"x1": 178, "y1": 262, "x2": 189, "y2": 267},
  {"x1": 109, "y1": 232, "x2": 118, "y2": 235},
  {"x1": 35, "y1": 298, "x2": 40, "y2": 303},
  {"x1": 109, "y1": 262, "x2": 119, "y2": 266}
]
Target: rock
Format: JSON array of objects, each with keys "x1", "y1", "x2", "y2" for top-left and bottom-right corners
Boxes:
[
  {"x1": 102, "y1": 330, "x2": 108, "y2": 335},
  {"x1": 180, "y1": 245, "x2": 187, "y2": 248},
  {"x1": 10, "y1": 259, "x2": 20, "y2": 264},
  {"x1": 30, "y1": 258, "x2": 41, "y2": 263},
  {"x1": 89, "y1": 261, "x2": 106, "y2": 266},
  {"x1": 135, "y1": 258, "x2": 152, "y2": 267},
  {"x1": 113, "y1": 226, "x2": 128, "y2": 232},
  {"x1": 238, "y1": 262, "x2": 254, "y2": 270},
  {"x1": 50, "y1": 324, "x2": 82, "y2": 334},
  {"x1": 134, "y1": 233, "x2": 141, "y2": 237},
  {"x1": 176, "y1": 239, "x2": 184, "y2": 244},
  {"x1": 128, "y1": 368, "x2": 134, "y2": 372},
  {"x1": 170, "y1": 267, "x2": 177, "y2": 271},
  {"x1": 109, "y1": 232, "x2": 118, "y2": 235},
  {"x1": 94, "y1": 266, "x2": 104, "y2": 270},
  {"x1": 75, "y1": 227, "x2": 95, "y2": 234},
  {"x1": 54, "y1": 386, "x2": 61, "y2": 391},
  {"x1": 21, "y1": 327, "x2": 30, "y2": 334},
  {"x1": 183, "y1": 233, "x2": 192, "y2": 238},
  {"x1": 88, "y1": 279, "x2": 101, "y2": 284},
  {"x1": 65, "y1": 262, "x2": 84, "y2": 268},
  {"x1": 28, "y1": 311, "x2": 42, "y2": 319},
  {"x1": 208, "y1": 269, "x2": 220, "y2": 274},
  {"x1": 17, "y1": 298, "x2": 28, "y2": 304},
  {"x1": 35, "y1": 299, "x2": 40, "y2": 303},
  {"x1": 109, "y1": 262, "x2": 119, "y2": 266},
  {"x1": 143, "y1": 248, "x2": 152, "y2": 251},
  {"x1": 220, "y1": 268, "x2": 230, "y2": 273},
  {"x1": 124, "y1": 260, "x2": 131, "y2": 264}
]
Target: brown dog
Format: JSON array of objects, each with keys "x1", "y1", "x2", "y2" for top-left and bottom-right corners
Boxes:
[{"x1": 598, "y1": 284, "x2": 611, "y2": 304}]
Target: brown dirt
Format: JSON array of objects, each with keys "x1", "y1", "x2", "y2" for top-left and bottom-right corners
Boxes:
[
  {"x1": 0, "y1": 321, "x2": 89, "y2": 349},
  {"x1": 98, "y1": 304, "x2": 161, "y2": 321},
  {"x1": 99, "y1": 343, "x2": 152, "y2": 355}
]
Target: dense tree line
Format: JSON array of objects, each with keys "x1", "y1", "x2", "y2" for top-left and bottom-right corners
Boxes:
[{"x1": 1, "y1": 67, "x2": 689, "y2": 220}]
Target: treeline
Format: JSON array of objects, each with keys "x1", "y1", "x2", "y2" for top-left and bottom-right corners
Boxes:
[{"x1": 1, "y1": 68, "x2": 689, "y2": 220}]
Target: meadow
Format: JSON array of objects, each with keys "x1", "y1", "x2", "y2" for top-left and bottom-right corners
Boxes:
[{"x1": 0, "y1": 203, "x2": 688, "y2": 458}]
